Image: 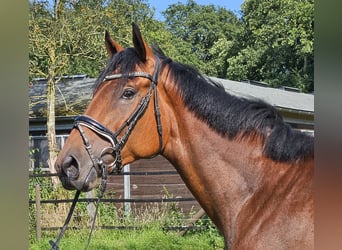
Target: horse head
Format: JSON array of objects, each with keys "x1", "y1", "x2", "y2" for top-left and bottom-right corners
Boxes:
[{"x1": 55, "y1": 24, "x2": 164, "y2": 191}]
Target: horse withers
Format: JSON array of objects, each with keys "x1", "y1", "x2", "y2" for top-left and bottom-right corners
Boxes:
[{"x1": 55, "y1": 23, "x2": 314, "y2": 249}]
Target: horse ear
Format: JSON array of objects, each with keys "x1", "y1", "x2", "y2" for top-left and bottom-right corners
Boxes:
[
  {"x1": 105, "y1": 30, "x2": 123, "y2": 57},
  {"x1": 132, "y1": 23, "x2": 153, "y2": 62}
]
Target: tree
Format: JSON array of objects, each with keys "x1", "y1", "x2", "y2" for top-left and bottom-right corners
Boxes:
[
  {"x1": 29, "y1": 0, "x2": 114, "y2": 186},
  {"x1": 162, "y1": 0, "x2": 241, "y2": 77},
  {"x1": 227, "y1": 0, "x2": 314, "y2": 92},
  {"x1": 30, "y1": 0, "x2": 67, "y2": 187},
  {"x1": 29, "y1": 0, "x2": 159, "y2": 185},
  {"x1": 29, "y1": 0, "x2": 157, "y2": 80}
]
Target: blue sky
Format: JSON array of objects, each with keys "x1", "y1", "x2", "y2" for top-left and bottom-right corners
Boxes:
[
  {"x1": 148, "y1": 0, "x2": 245, "y2": 20},
  {"x1": 45, "y1": 0, "x2": 245, "y2": 19}
]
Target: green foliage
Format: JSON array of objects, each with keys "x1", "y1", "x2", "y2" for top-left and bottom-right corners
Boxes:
[
  {"x1": 29, "y1": 176, "x2": 224, "y2": 249},
  {"x1": 29, "y1": 0, "x2": 314, "y2": 92},
  {"x1": 29, "y1": 0, "x2": 156, "y2": 80},
  {"x1": 163, "y1": 0, "x2": 241, "y2": 77},
  {"x1": 160, "y1": 186, "x2": 186, "y2": 228},
  {"x1": 29, "y1": 170, "x2": 73, "y2": 241},
  {"x1": 227, "y1": 0, "x2": 314, "y2": 91}
]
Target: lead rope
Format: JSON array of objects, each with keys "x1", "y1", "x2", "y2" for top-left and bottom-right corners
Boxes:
[
  {"x1": 49, "y1": 165, "x2": 108, "y2": 250},
  {"x1": 49, "y1": 190, "x2": 81, "y2": 250},
  {"x1": 84, "y1": 165, "x2": 108, "y2": 250}
]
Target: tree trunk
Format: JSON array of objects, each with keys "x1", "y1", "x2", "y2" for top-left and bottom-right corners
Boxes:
[{"x1": 46, "y1": 48, "x2": 59, "y2": 189}]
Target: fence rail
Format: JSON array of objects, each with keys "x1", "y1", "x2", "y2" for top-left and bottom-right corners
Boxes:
[
  {"x1": 29, "y1": 164, "x2": 207, "y2": 240},
  {"x1": 29, "y1": 197, "x2": 196, "y2": 205},
  {"x1": 29, "y1": 170, "x2": 179, "y2": 177}
]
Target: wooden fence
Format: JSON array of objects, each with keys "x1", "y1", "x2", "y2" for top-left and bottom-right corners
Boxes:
[{"x1": 29, "y1": 156, "x2": 207, "y2": 240}]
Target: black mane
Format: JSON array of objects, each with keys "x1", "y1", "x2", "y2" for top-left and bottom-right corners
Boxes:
[
  {"x1": 95, "y1": 46, "x2": 314, "y2": 163},
  {"x1": 156, "y1": 50, "x2": 313, "y2": 163}
]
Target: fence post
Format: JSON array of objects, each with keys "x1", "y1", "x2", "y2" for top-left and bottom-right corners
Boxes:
[
  {"x1": 35, "y1": 184, "x2": 41, "y2": 240},
  {"x1": 123, "y1": 164, "x2": 131, "y2": 215},
  {"x1": 86, "y1": 189, "x2": 96, "y2": 226}
]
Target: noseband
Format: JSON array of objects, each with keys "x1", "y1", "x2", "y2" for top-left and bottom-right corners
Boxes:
[{"x1": 74, "y1": 56, "x2": 162, "y2": 175}]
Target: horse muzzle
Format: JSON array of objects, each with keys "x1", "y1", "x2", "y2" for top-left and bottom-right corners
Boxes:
[{"x1": 56, "y1": 155, "x2": 99, "y2": 192}]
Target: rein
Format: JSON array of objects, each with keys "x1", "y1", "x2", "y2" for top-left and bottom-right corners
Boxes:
[
  {"x1": 49, "y1": 165, "x2": 107, "y2": 250},
  {"x1": 50, "y1": 57, "x2": 162, "y2": 249}
]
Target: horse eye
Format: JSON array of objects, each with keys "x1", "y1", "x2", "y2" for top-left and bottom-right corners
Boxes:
[{"x1": 121, "y1": 89, "x2": 136, "y2": 100}]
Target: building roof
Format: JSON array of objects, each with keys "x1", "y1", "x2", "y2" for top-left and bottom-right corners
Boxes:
[
  {"x1": 29, "y1": 76, "x2": 93, "y2": 117},
  {"x1": 29, "y1": 76, "x2": 314, "y2": 130},
  {"x1": 212, "y1": 77, "x2": 314, "y2": 113}
]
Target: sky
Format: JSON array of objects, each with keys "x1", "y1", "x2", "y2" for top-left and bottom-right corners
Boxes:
[
  {"x1": 45, "y1": 0, "x2": 245, "y2": 19},
  {"x1": 148, "y1": 0, "x2": 245, "y2": 20}
]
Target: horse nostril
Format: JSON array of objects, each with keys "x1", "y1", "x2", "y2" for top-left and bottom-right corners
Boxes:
[{"x1": 62, "y1": 156, "x2": 79, "y2": 179}]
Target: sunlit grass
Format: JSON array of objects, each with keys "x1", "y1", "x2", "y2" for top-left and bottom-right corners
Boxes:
[
  {"x1": 29, "y1": 173, "x2": 224, "y2": 249},
  {"x1": 30, "y1": 226, "x2": 224, "y2": 250}
]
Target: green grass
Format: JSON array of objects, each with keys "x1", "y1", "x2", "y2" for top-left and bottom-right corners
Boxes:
[
  {"x1": 30, "y1": 226, "x2": 224, "y2": 249},
  {"x1": 29, "y1": 171, "x2": 224, "y2": 249}
]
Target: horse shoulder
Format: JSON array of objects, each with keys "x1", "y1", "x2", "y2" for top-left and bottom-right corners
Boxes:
[{"x1": 232, "y1": 159, "x2": 314, "y2": 249}]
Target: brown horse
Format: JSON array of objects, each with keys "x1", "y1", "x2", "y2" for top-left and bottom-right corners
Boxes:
[{"x1": 55, "y1": 23, "x2": 314, "y2": 249}]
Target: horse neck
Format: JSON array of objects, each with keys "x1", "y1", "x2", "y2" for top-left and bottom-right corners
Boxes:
[{"x1": 159, "y1": 88, "x2": 302, "y2": 235}]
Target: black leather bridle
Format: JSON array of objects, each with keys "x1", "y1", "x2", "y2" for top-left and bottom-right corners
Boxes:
[
  {"x1": 50, "y1": 56, "x2": 163, "y2": 250},
  {"x1": 74, "y1": 56, "x2": 162, "y2": 176}
]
